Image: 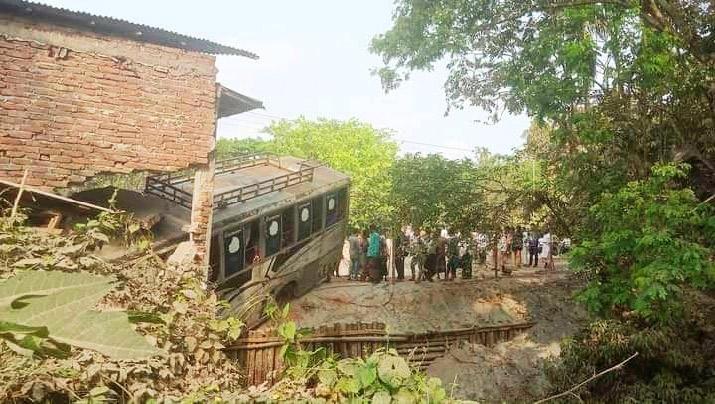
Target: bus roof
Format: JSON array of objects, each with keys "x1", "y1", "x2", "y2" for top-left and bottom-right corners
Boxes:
[
  {"x1": 73, "y1": 155, "x2": 349, "y2": 251},
  {"x1": 209, "y1": 155, "x2": 350, "y2": 229}
]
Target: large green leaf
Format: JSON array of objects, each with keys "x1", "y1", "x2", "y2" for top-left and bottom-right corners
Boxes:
[
  {"x1": 0, "y1": 271, "x2": 161, "y2": 360},
  {"x1": 0, "y1": 270, "x2": 109, "y2": 309},
  {"x1": 51, "y1": 310, "x2": 160, "y2": 360},
  {"x1": 376, "y1": 355, "x2": 410, "y2": 388}
]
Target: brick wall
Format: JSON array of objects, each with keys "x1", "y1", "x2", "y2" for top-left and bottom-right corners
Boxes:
[{"x1": 0, "y1": 16, "x2": 218, "y2": 190}]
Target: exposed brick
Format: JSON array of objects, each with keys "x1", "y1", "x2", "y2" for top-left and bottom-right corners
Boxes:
[
  {"x1": 0, "y1": 30, "x2": 216, "y2": 188},
  {"x1": 0, "y1": 20, "x2": 220, "y2": 262}
]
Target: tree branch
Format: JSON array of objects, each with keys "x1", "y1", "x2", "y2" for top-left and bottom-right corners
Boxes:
[{"x1": 534, "y1": 352, "x2": 639, "y2": 404}]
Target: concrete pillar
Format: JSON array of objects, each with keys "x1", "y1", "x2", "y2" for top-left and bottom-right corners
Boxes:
[{"x1": 189, "y1": 156, "x2": 215, "y2": 268}]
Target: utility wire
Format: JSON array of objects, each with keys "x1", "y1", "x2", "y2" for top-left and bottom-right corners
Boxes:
[{"x1": 396, "y1": 139, "x2": 474, "y2": 153}]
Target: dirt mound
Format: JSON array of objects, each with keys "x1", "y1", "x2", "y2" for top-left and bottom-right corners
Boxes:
[
  {"x1": 285, "y1": 266, "x2": 587, "y2": 401},
  {"x1": 426, "y1": 269, "x2": 588, "y2": 402},
  {"x1": 286, "y1": 277, "x2": 524, "y2": 334}
]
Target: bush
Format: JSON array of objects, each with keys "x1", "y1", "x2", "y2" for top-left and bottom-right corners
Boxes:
[
  {"x1": 545, "y1": 312, "x2": 715, "y2": 402},
  {"x1": 547, "y1": 163, "x2": 715, "y2": 402},
  {"x1": 570, "y1": 164, "x2": 715, "y2": 323}
]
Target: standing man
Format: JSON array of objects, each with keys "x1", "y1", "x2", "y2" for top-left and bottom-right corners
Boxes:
[
  {"x1": 367, "y1": 224, "x2": 381, "y2": 283},
  {"x1": 408, "y1": 229, "x2": 421, "y2": 282},
  {"x1": 539, "y1": 231, "x2": 551, "y2": 269},
  {"x1": 499, "y1": 228, "x2": 512, "y2": 275},
  {"x1": 393, "y1": 228, "x2": 407, "y2": 281},
  {"x1": 412, "y1": 229, "x2": 428, "y2": 283},
  {"x1": 359, "y1": 229, "x2": 369, "y2": 280},
  {"x1": 512, "y1": 226, "x2": 523, "y2": 270},
  {"x1": 435, "y1": 231, "x2": 448, "y2": 281},
  {"x1": 490, "y1": 232, "x2": 500, "y2": 277},
  {"x1": 379, "y1": 233, "x2": 389, "y2": 281},
  {"x1": 476, "y1": 232, "x2": 487, "y2": 266},
  {"x1": 461, "y1": 239, "x2": 473, "y2": 279},
  {"x1": 422, "y1": 232, "x2": 439, "y2": 282},
  {"x1": 347, "y1": 228, "x2": 361, "y2": 280},
  {"x1": 528, "y1": 232, "x2": 540, "y2": 267},
  {"x1": 447, "y1": 233, "x2": 460, "y2": 281}
]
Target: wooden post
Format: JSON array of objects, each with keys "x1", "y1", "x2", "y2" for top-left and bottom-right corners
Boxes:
[{"x1": 10, "y1": 169, "x2": 29, "y2": 219}]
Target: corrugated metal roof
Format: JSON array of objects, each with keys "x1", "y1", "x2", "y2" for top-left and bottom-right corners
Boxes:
[
  {"x1": 217, "y1": 84, "x2": 264, "y2": 118},
  {"x1": 0, "y1": 0, "x2": 258, "y2": 58}
]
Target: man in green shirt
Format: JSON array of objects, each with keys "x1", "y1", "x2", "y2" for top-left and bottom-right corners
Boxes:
[
  {"x1": 447, "y1": 233, "x2": 460, "y2": 281},
  {"x1": 367, "y1": 224, "x2": 381, "y2": 282}
]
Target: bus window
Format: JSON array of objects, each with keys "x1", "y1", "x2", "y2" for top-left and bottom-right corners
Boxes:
[
  {"x1": 244, "y1": 220, "x2": 260, "y2": 266},
  {"x1": 297, "y1": 202, "x2": 312, "y2": 241},
  {"x1": 281, "y1": 206, "x2": 296, "y2": 248},
  {"x1": 312, "y1": 196, "x2": 324, "y2": 233},
  {"x1": 265, "y1": 215, "x2": 282, "y2": 256},
  {"x1": 209, "y1": 234, "x2": 220, "y2": 282},
  {"x1": 224, "y1": 229, "x2": 244, "y2": 278},
  {"x1": 325, "y1": 192, "x2": 338, "y2": 227},
  {"x1": 337, "y1": 187, "x2": 348, "y2": 220}
]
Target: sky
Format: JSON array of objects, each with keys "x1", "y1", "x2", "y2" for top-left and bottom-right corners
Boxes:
[{"x1": 42, "y1": 0, "x2": 530, "y2": 159}]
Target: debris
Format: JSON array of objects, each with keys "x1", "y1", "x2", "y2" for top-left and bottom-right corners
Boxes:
[{"x1": 167, "y1": 241, "x2": 197, "y2": 270}]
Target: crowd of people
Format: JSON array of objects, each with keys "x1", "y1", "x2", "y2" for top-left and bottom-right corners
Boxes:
[{"x1": 344, "y1": 225, "x2": 566, "y2": 283}]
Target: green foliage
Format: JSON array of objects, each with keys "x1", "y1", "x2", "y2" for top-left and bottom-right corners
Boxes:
[
  {"x1": 372, "y1": 2, "x2": 715, "y2": 400},
  {"x1": 215, "y1": 137, "x2": 273, "y2": 159},
  {"x1": 258, "y1": 302, "x2": 457, "y2": 402},
  {"x1": 390, "y1": 154, "x2": 477, "y2": 232},
  {"x1": 260, "y1": 348, "x2": 454, "y2": 403},
  {"x1": 546, "y1": 315, "x2": 715, "y2": 403},
  {"x1": 1, "y1": 198, "x2": 151, "y2": 276},
  {"x1": 311, "y1": 349, "x2": 452, "y2": 403},
  {"x1": 1, "y1": 215, "x2": 107, "y2": 275},
  {"x1": 371, "y1": 1, "x2": 713, "y2": 119},
  {"x1": 390, "y1": 150, "x2": 552, "y2": 236},
  {"x1": 268, "y1": 118, "x2": 398, "y2": 228},
  {"x1": 0, "y1": 211, "x2": 246, "y2": 402},
  {"x1": 0, "y1": 270, "x2": 160, "y2": 360},
  {"x1": 264, "y1": 301, "x2": 325, "y2": 380},
  {"x1": 571, "y1": 164, "x2": 715, "y2": 323},
  {"x1": 215, "y1": 119, "x2": 398, "y2": 229}
]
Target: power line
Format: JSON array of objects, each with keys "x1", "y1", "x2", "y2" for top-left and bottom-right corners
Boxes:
[
  {"x1": 218, "y1": 120, "x2": 269, "y2": 129},
  {"x1": 244, "y1": 110, "x2": 286, "y2": 120},
  {"x1": 396, "y1": 139, "x2": 474, "y2": 153},
  {"x1": 221, "y1": 115, "x2": 276, "y2": 126}
]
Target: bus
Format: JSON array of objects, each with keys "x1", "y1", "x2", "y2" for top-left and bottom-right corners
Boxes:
[{"x1": 71, "y1": 153, "x2": 350, "y2": 326}]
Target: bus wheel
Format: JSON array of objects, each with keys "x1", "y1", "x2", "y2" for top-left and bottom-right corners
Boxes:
[{"x1": 275, "y1": 282, "x2": 297, "y2": 306}]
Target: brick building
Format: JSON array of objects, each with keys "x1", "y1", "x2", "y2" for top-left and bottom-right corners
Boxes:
[{"x1": 0, "y1": 0, "x2": 262, "y2": 263}]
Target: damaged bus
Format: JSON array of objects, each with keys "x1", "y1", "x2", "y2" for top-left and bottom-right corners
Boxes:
[{"x1": 68, "y1": 154, "x2": 350, "y2": 326}]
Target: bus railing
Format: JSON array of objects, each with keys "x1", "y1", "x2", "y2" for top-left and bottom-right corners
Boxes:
[
  {"x1": 215, "y1": 153, "x2": 279, "y2": 176},
  {"x1": 213, "y1": 165, "x2": 316, "y2": 209},
  {"x1": 144, "y1": 154, "x2": 317, "y2": 209},
  {"x1": 144, "y1": 175, "x2": 193, "y2": 209}
]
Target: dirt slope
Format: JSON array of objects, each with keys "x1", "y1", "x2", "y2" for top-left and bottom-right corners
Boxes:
[
  {"x1": 426, "y1": 269, "x2": 588, "y2": 402},
  {"x1": 286, "y1": 265, "x2": 588, "y2": 401}
]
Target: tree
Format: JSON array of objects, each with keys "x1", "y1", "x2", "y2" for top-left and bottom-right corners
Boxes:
[
  {"x1": 372, "y1": 2, "x2": 715, "y2": 400},
  {"x1": 390, "y1": 154, "x2": 478, "y2": 232},
  {"x1": 389, "y1": 151, "x2": 548, "y2": 236},
  {"x1": 266, "y1": 118, "x2": 398, "y2": 228},
  {"x1": 371, "y1": 1, "x2": 714, "y2": 119},
  {"x1": 371, "y1": 1, "x2": 715, "y2": 192},
  {"x1": 215, "y1": 137, "x2": 273, "y2": 159}
]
